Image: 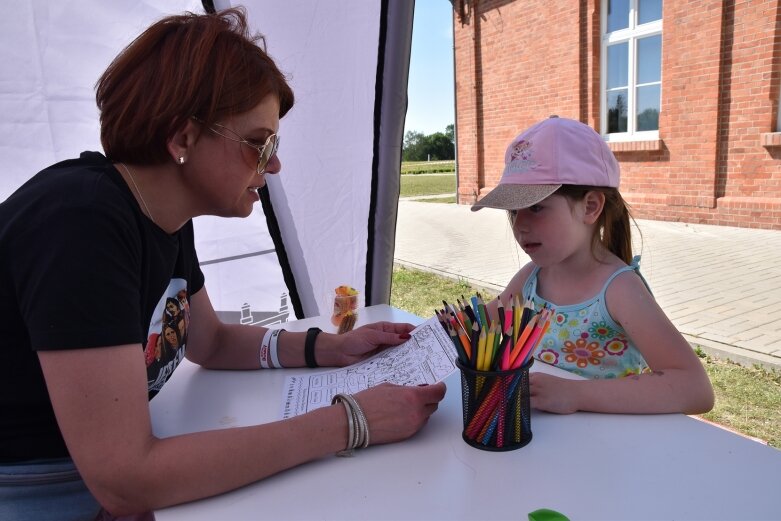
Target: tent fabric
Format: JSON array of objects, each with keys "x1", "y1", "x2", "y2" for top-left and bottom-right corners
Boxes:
[
  {"x1": 366, "y1": 0, "x2": 415, "y2": 307},
  {"x1": 1, "y1": 1, "x2": 413, "y2": 324},
  {"x1": 243, "y1": 0, "x2": 412, "y2": 318}
]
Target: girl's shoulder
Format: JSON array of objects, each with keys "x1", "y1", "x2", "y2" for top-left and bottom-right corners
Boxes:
[
  {"x1": 604, "y1": 263, "x2": 655, "y2": 320},
  {"x1": 499, "y1": 262, "x2": 537, "y2": 303}
]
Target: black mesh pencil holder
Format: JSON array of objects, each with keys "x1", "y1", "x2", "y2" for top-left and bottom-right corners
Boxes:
[{"x1": 456, "y1": 359, "x2": 533, "y2": 451}]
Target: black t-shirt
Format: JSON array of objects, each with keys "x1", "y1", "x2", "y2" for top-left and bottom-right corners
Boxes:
[{"x1": 0, "y1": 152, "x2": 205, "y2": 462}]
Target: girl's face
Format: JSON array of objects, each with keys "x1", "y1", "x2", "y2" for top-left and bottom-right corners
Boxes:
[
  {"x1": 189, "y1": 95, "x2": 281, "y2": 218},
  {"x1": 511, "y1": 194, "x2": 592, "y2": 267}
]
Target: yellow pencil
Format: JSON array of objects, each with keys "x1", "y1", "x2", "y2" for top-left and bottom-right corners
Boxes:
[
  {"x1": 477, "y1": 326, "x2": 487, "y2": 370},
  {"x1": 484, "y1": 322, "x2": 496, "y2": 371}
]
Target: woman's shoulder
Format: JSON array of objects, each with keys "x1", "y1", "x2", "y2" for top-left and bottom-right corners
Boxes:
[
  {"x1": 45, "y1": 152, "x2": 126, "y2": 199},
  {"x1": 5, "y1": 152, "x2": 128, "y2": 211},
  {"x1": 1, "y1": 153, "x2": 139, "y2": 248}
]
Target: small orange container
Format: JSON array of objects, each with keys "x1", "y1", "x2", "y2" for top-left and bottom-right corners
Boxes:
[{"x1": 331, "y1": 286, "x2": 359, "y2": 327}]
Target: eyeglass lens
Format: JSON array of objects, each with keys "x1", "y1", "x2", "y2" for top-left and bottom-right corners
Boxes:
[{"x1": 257, "y1": 135, "x2": 279, "y2": 173}]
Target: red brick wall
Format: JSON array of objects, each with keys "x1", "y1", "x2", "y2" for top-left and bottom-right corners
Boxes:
[{"x1": 453, "y1": 0, "x2": 781, "y2": 230}]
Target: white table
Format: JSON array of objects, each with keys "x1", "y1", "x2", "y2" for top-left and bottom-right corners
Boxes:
[{"x1": 151, "y1": 305, "x2": 781, "y2": 520}]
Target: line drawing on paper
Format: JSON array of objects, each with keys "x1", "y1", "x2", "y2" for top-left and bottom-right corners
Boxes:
[{"x1": 281, "y1": 317, "x2": 456, "y2": 418}]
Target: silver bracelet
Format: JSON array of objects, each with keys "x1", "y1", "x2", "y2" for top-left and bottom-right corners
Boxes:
[
  {"x1": 332, "y1": 393, "x2": 370, "y2": 456},
  {"x1": 336, "y1": 399, "x2": 354, "y2": 457},
  {"x1": 341, "y1": 394, "x2": 370, "y2": 449}
]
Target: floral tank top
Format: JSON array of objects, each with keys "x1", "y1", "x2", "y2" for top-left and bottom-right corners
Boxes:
[{"x1": 522, "y1": 257, "x2": 651, "y2": 379}]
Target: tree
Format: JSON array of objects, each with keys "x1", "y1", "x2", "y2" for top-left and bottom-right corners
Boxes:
[
  {"x1": 404, "y1": 130, "x2": 424, "y2": 150},
  {"x1": 445, "y1": 124, "x2": 454, "y2": 144},
  {"x1": 426, "y1": 132, "x2": 455, "y2": 160},
  {"x1": 402, "y1": 126, "x2": 455, "y2": 161},
  {"x1": 402, "y1": 130, "x2": 426, "y2": 161}
]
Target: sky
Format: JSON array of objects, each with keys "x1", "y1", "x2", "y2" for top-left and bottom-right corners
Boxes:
[{"x1": 404, "y1": 1, "x2": 455, "y2": 137}]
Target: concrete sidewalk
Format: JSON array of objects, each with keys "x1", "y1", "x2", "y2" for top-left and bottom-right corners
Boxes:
[{"x1": 394, "y1": 199, "x2": 781, "y2": 370}]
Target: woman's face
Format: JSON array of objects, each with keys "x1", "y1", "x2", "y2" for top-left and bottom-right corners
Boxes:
[
  {"x1": 189, "y1": 95, "x2": 281, "y2": 218},
  {"x1": 166, "y1": 301, "x2": 179, "y2": 315},
  {"x1": 164, "y1": 326, "x2": 179, "y2": 347}
]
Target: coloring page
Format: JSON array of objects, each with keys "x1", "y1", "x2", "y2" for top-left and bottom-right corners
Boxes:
[{"x1": 281, "y1": 316, "x2": 457, "y2": 418}]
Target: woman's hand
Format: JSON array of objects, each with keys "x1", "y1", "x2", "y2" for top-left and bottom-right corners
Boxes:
[
  {"x1": 352, "y1": 382, "x2": 447, "y2": 445},
  {"x1": 323, "y1": 321, "x2": 415, "y2": 367},
  {"x1": 529, "y1": 372, "x2": 580, "y2": 414}
]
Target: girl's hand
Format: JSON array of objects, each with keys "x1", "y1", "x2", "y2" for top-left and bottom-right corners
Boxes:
[
  {"x1": 327, "y1": 321, "x2": 414, "y2": 366},
  {"x1": 529, "y1": 372, "x2": 579, "y2": 414},
  {"x1": 352, "y1": 382, "x2": 447, "y2": 445}
]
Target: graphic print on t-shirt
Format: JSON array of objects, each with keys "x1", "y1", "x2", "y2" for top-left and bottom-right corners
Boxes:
[{"x1": 145, "y1": 278, "x2": 191, "y2": 393}]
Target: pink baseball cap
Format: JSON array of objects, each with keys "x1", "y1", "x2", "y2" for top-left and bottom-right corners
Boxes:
[{"x1": 471, "y1": 116, "x2": 619, "y2": 211}]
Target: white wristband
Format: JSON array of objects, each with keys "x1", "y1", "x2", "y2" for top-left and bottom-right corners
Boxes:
[
  {"x1": 270, "y1": 329, "x2": 284, "y2": 368},
  {"x1": 259, "y1": 329, "x2": 273, "y2": 369}
]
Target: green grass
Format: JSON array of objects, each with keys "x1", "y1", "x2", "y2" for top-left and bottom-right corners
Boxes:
[
  {"x1": 401, "y1": 160, "x2": 455, "y2": 175},
  {"x1": 419, "y1": 195, "x2": 457, "y2": 204},
  {"x1": 400, "y1": 173, "x2": 455, "y2": 197},
  {"x1": 699, "y1": 355, "x2": 781, "y2": 447},
  {"x1": 391, "y1": 264, "x2": 496, "y2": 317},
  {"x1": 390, "y1": 265, "x2": 781, "y2": 448}
]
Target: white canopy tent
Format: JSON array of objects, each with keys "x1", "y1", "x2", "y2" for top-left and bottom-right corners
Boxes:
[{"x1": 0, "y1": 0, "x2": 414, "y2": 325}]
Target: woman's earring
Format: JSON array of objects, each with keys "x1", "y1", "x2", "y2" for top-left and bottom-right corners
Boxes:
[{"x1": 178, "y1": 156, "x2": 186, "y2": 165}]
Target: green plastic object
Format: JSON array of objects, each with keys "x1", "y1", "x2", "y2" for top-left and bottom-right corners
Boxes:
[{"x1": 528, "y1": 508, "x2": 570, "y2": 521}]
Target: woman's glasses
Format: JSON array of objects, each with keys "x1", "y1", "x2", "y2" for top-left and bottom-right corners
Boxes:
[{"x1": 193, "y1": 117, "x2": 279, "y2": 174}]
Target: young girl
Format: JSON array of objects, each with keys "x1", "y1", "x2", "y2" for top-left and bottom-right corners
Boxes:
[{"x1": 473, "y1": 116, "x2": 714, "y2": 415}]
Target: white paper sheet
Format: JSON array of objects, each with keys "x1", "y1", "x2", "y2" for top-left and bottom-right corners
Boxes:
[{"x1": 281, "y1": 317, "x2": 457, "y2": 418}]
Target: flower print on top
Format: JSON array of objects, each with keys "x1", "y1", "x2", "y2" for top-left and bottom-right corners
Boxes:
[{"x1": 522, "y1": 258, "x2": 651, "y2": 379}]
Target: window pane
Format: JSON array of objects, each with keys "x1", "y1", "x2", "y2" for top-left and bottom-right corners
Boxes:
[
  {"x1": 637, "y1": 35, "x2": 661, "y2": 84},
  {"x1": 607, "y1": 43, "x2": 628, "y2": 89},
  {"x1": 636, "y1": 84, "x2": 660, "y2": 131},
  {"x1": 607, "y1": 89, "x2": 629, "y2": 133},
  {"x1": 638, "y1": 0, "x2": 663, "y2": 25},
  {"x1": 607, "y1": 0, "x2": 629, "y2": 32}
]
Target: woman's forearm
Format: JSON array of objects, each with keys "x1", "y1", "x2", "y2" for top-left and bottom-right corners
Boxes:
[{"x1": 97, "y1": 404, "x2": 348, "y2": 515}]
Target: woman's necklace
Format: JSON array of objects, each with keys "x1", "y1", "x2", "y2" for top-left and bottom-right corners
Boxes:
[{"x1": 120, "y1": 163, "x2": 156, "y2": 226}]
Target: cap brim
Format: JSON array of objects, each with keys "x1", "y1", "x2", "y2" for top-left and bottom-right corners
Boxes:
[{"x1": 470, "y1": 184, "x2": 561, "y2": 211}]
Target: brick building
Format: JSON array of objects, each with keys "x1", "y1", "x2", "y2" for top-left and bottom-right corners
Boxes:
[{"x1": 452, "y1": 0, "x2": 781, "y2": 229}]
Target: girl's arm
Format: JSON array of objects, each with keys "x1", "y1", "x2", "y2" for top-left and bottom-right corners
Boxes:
[
  {"x1": 38, "y1": 344, "x2": 445, "y2": 515},
  {"x1": 530, "y1": 271, "x2": 714, "y2": 415}
]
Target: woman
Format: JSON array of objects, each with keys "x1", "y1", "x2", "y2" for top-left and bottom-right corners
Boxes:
[{"x1": 0, "y1": 9, "x2": 446, "y2": 519}]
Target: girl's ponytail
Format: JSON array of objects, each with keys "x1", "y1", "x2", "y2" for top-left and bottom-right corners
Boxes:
[
  {"x1": 557, "y1": 185, "x2": 634, "y2": 265},
  {"x1": 601, "y1": 190, "x2": 633, "y2": 265}
]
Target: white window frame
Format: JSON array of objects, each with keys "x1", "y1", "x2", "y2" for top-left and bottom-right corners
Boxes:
[{"x1": 600, "y1": 0, "x2": 662, "y2": 141}]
